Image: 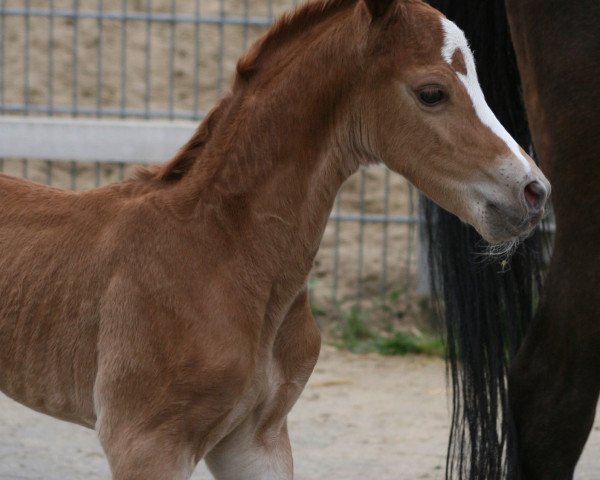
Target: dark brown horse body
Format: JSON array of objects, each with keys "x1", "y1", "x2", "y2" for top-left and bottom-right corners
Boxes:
[
  {"x1": 507, "y1": 1, "x2": 600, "y2": 478},
  {"x1": 425, "y1": 0, "x2": 599, "y2": 478}
]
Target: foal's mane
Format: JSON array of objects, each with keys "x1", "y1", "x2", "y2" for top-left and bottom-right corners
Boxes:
[
  {"x1": 237, "y1": 0, "x2": 357, "y2": 80},
  {"x1": 136, "y1": 0, "x2": 359, "y2": 185},
  {"x1": 135, "y1": 95, "x2": 233, "y2": 184}
]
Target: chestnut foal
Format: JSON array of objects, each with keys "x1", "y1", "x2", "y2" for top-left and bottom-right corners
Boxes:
[{"x1": 0, "y1": 0, "x2": 550, "y2": 478}]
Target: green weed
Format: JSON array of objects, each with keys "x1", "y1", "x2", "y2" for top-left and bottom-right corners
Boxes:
[
  {"x1": 334, "y1": 304, "x2": 445, "y2": 357},
  {"x1": 374, "y1": 332, "x2": 445, "y2": 356}
]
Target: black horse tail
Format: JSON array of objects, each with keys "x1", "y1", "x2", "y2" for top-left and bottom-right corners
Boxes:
[{"x1": 423, "y1": 1, "x2": 549, "y2": 479}]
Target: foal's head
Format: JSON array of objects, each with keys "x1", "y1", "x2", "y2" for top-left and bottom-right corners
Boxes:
[{"x1": 355, "y1": 0, "x2": 550, "y2": 244}]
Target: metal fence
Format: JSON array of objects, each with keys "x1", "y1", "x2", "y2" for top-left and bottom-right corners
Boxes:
[{"x1": 0, "y1": 0, "x2": 424, "y2": 312}]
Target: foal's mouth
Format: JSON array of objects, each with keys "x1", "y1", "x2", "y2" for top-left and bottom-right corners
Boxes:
[{"x1": 486, "y1": 202, "x2": 542, "y2": 242}]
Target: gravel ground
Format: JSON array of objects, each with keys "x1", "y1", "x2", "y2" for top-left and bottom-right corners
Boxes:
[{"x1": 0, "y1": 346, "x2": 598, "y2": 480}]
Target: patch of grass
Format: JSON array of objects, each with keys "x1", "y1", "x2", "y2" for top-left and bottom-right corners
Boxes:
[
  {"x1": 374, "y1": 332, "x2": 445, "y2": 357},
  {"x1": 335, "y1": 305, "x2": 445, "y2": 357},
  {"x1": 308, "y1": 279, "x2": 444, "y2": 357},
  {"x1": 339, "y1": 305, "x2": 376, "y2": 353}
]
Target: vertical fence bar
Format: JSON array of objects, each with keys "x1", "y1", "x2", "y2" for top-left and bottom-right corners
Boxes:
[
  {"x1": 22, "y1": 2, "x2": 31, "y2": 182},
  {"x1": 243, "y1": 0, "x2": 250, "y2": 49},
  {"x1": 23, "y1": 0, "x2": 31, "y2": 113},
  {"x1": 48, "y1": 0, "x2": 55, "y2": 115},
  {"x1": 47, "y1": 0, "x2": 55, "y2": 186},
  {"x1": 192, "y1": 0, "x2": 201, "y2": 117},
  {"x1": 96, "y1": 0, "x2": 104, "y2": 117},
  {"x1": 168, "y1": 0, "x2": 176, "y2": 120},
  {"x1": 332, "y1": 192, "x2": 342, "y2": 303},
  {"x1": 72, "y1": 0, "x2": 80, "y2": 117},
  {"x1": 417, "y1": 194, "x2": 430, "y2": 296},
  {"x1": 356, "y1": 169, "x2": 367, "y2": 306},
  {"x1": 70, "y1": 161, "x2": 77, "y2": 190},
  {"x1": 0, "y1": 0, "x2": 5, "y2": 108},
  {"x1": 380, "y1": 168, "x2": 390, "y2": 297},
  {"x1": 217, "y1": 0, "x2": 225, "y2": 96},
  {"x1": 405, "y1": 183, "x2": 416, "y2": 292},
  {"x1": 120, "y1": 0, "x2": 128, "y2": 118},
  {"x1": 46, "y1": 160, "x2": 53, "y2": 185},
  {"x1": 144, "y1": 0, "x2": 152, "y2": 119}
]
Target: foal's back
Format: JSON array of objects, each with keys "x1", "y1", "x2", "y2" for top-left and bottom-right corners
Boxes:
[{"x1": 0, "y1": 174, "x2": 153, "y2": 425}]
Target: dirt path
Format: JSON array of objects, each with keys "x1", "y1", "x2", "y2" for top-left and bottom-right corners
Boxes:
[{"x1": 0, "y1": 346, "x2": 598, "y2": 479}]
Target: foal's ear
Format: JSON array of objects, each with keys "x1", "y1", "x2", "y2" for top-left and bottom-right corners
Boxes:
[{"x1": 364, "y1": 0, "x2": 395, "y2": 19}]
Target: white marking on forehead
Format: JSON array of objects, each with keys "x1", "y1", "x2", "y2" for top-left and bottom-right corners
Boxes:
[{"x1": 440, "y1": 17, "x2": 531, "y2": 173}]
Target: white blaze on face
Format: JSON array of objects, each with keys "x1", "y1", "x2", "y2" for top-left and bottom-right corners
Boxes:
[{"x1": 440, "y1": 17, "x2": 531, "y2": 174}]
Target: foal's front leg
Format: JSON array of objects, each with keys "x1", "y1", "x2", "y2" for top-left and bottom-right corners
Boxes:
[
  {"x1": 96, "y1": 354, "x2": 250, "y2": 480},
  {"x1": 94, "y1": 279, "x2": 255, "y2": 480},
  {"x1": 98, "y1": 421, "x2": 196, "y2": 480},
  {"x1": 95, "y1": 350, "x2": 252, "y2": 480},
  {"x1": 205, "y1": 419, "x2": 293, "y2": 480},
  {"x1": 206, "y1": 290, "x2": 320, "y2": 480}
]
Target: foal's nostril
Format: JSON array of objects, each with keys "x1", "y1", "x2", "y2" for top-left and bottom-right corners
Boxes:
[{"x1": 524, "y1": 181, "x2": 547, "y2": 211}]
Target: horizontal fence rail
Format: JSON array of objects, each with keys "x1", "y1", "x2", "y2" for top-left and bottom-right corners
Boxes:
[
  {"x1": 0, "y1": 7, "x2": 275, "y2": 26},
  {"x1": 0, "y1": 116, "x2": 194, "y2": 162}
]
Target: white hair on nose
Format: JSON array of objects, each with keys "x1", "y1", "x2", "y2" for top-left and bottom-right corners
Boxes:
[{"x1": 440, "y1": 17, "x2": 531, "y2": 174}]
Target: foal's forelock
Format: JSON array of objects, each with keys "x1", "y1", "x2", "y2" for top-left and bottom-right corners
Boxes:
[{"x1": 439, "y1": 17, "x2": 531, "y2": 174}]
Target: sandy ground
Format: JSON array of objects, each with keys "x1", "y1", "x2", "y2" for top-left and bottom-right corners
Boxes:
[{"x1": 0, "y1": 346, "x2": 598, "y2": 480}]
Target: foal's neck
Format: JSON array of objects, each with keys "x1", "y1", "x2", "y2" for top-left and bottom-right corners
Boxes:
[{"x1": 180, "y1": 28, "x2": 367, "y2": 276}]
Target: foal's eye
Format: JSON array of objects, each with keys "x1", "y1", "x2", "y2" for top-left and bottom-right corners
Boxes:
[{"x1": 417, "y1": 87, "x2": 447, "y2": 107}]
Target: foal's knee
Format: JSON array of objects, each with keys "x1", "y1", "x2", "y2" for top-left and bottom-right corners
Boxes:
[
  {"x1": 205, "y1": 420, "x2": 293, "y2": 480},
  {"x1": 98, "y1": 424, "x2": 196, "y2": 480}
]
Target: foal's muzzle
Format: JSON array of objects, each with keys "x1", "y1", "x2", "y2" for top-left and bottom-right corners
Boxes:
[
  {"x1": 523, "y1": 180, "x2": 549, "y2": 223},
  {"x1": 484, "y1": 177, "x2": 550, "y2": 243}
]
